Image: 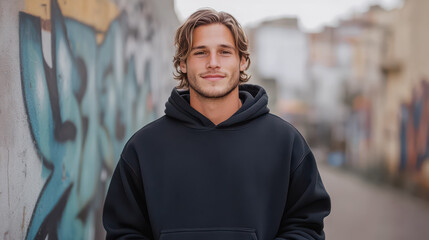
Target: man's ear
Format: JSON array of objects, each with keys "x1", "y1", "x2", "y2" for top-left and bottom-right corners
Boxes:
[
  {"x1": 180, "y1": 61, "x2": 187, "y2": 73},
  {"x1": 239, "y1": 56, "x2": 247, "y2": 71}
]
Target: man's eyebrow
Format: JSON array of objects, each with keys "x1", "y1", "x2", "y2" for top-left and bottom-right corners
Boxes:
[
  {"x1": 220, "y1": 44, "x2": 235, "y2": 49},
  {"x1": 191, "y1": 44, "x2": 236, "y2": 50},
  {"x1": 191, "y1": 45, "x2": 206, "y2": 50}
]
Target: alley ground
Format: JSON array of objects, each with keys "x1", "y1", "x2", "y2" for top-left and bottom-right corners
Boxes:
[{"x1": 319, "y1": 164, "x2": 429, "y2": 240}]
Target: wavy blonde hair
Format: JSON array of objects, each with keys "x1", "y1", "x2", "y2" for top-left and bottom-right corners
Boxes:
[{"x1": 173, "y1": 8, "x2": 251, "y2": 89}]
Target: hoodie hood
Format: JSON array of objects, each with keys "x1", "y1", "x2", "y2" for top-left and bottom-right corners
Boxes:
[{"x1": 164, "y1": 84, "x2": 270, "y2": 129}]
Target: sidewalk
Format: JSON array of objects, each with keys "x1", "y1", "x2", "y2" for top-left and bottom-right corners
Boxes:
[{"x1": 319, "y1": 164, "x2": 429, "y2": 240}]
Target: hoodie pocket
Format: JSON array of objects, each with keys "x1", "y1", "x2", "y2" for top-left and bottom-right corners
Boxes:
[{"x1": 159, "y1": 227, "x2": 258, "y2": 240}]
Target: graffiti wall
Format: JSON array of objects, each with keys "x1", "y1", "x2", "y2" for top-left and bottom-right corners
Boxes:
[
  {"x1": 0, "y1": 0, "x2": 178, "y2": 239},
  {"x1": 399, "y1": 80, "x2": 429, "y2": 185}
]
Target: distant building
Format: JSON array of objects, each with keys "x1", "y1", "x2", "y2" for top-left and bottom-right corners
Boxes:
[
  {"x1": 248, "y1": 17, "x2": 309, "y2": 133},
  {"x1": 380, "y1": 0, "x2": 429, "y2": 187}
]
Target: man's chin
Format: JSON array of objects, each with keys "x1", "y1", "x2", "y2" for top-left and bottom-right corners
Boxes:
[{"x1": 190, "y1": 84, "x2": 238, "y2": 99}]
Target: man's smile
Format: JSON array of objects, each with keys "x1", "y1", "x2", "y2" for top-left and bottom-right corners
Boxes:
[{"x1": 201, "y1": 73, "x2": 226, "y2": 81}]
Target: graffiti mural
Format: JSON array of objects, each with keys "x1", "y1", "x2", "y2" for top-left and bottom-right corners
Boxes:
[
  {"x1": 400, "y1": 80, "x2": 429, "y2": 172},
  {"x1": 19, "y1": 0, "x2": 158, "y2": 238}
]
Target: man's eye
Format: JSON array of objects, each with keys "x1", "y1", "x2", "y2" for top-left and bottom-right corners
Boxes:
[
  {"x1": 194, "y1": 51, "x2": 206, "y2": 55},
  {"x1": 221, "y1": 51, "x2": 232, "y2": 55}
]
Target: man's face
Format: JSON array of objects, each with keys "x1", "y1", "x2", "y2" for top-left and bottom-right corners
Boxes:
[{"x1": 180, "y1": 23, "x2": 247, "y2": 99}]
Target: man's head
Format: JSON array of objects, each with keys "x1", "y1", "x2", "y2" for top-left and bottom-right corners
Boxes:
[{"x1": 173, "y1": 8, "x2": 251, "y2": 91}]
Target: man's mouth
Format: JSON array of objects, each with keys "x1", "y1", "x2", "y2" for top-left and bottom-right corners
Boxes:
[{"x1": 201, "y1": 74, "x2": 226, "y2": 81}]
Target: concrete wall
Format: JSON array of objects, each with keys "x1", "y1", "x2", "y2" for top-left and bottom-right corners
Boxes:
[
  {"x1": 382, "y1": 0, "x2": 429, "y2": 189},
  {"x1": 0, "y1": 0, "x2": 178, "y2": 239}
]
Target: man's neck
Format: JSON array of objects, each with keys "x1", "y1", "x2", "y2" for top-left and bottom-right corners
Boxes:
[{"x1": 189, "y1": 87, "x2": 242, "y2": 126}]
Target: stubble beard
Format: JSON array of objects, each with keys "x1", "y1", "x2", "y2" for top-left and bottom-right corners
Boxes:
[{"x1": 187, "y1": 75, "x2": 240, "y2": 99}]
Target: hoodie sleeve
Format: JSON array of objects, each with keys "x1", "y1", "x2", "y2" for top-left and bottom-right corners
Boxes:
[
  {"x1": 103, "y1": 156, "x2": 153, "y2": 240},
  {"x1": 275, "y1": 151, "x2": 331, "y2": 240}
]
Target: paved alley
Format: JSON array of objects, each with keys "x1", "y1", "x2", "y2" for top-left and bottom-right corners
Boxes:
[{"x1": 319, "y1": 164, "x2": 429, "y2": 240}]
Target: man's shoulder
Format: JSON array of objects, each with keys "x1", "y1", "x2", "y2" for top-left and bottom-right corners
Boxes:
[
  {"x1": 263, "y1": 113, "x2": 301, "y2": 135},
  {"x1": 263, "y1": 113, "x2": 311, "y2": 156},
  {"x1": 120, "y1": 115, "x2": 172, "y2": 159},
  {"x1": 130, "y1": 115, "x2": 171, "y2": 141}
]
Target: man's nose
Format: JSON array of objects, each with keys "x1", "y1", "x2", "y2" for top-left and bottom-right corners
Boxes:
[{"x1": 207, "y1": 53, "x2": 220, "y2": 69}]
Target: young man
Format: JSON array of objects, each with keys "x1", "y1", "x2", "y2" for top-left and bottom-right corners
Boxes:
[{"x1": 103, "y1": 9, "x2": 330, "y2": 240}]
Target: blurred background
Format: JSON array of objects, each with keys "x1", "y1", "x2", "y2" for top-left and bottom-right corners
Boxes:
[{"x1": 1, "y1": 0, "x2": 428, "y2": 239}]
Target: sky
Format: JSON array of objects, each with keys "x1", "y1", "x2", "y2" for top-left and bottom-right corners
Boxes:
[{"x1": 174, "y1": 0, "x2": 403, "y2": 32}]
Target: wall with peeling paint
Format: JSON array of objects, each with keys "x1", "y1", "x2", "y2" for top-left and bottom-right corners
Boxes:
[{"x1": 0, "y1": 0, "x2": 178, "y2": 239}]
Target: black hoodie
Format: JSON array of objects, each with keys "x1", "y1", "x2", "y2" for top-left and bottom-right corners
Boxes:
[{"x1": 103, "y1": 84, "x2": 331, "y2": 240}]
